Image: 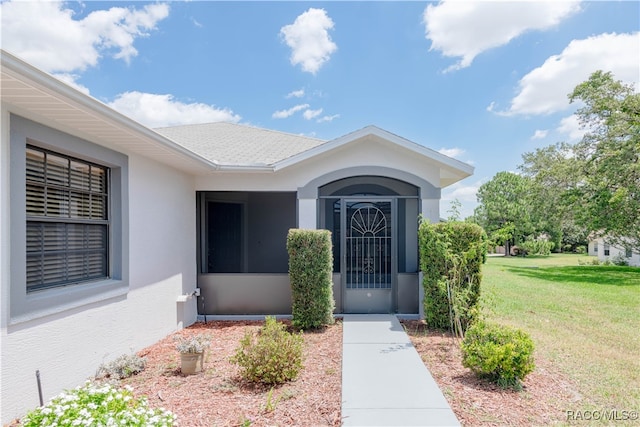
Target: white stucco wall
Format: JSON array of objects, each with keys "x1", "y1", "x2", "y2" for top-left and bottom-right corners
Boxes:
[{"x1": 0, "y1": 111, "x2": 198, "y2": 423}]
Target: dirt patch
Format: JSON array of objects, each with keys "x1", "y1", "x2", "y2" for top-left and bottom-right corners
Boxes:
[{"x1": 403, "y1": 320, "x2": 580, "y2": 426}]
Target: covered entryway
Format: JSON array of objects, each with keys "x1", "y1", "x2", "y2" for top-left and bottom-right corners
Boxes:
[{"x1": 318, "y1": 175, "x2": 422, "y2": 314}]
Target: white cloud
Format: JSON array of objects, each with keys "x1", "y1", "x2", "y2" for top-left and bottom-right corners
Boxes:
[
  {"x1": 443, "y1": 184, "x2": 479, "y2": 203},
  {"x1": 280, "y1": 8, "x2": 337, "y2": 74},
  {"x1": 303, "y1": 108, "x2": 323, "y2": 120},
  {"x1": 531, "y1": 129, "x2": 548, "y2": 140},
  {"x1": 438, "y1": 147, "x2": 466, "y2": 158},
  {"x1": 557, "y1": 115, "x2": 585, "y2": 142},
  {"x1": 504, "y1": 32, "x2": 640, "y2": 116},
  {"x1": 0, "y1": 0, "x2": 169, "y2": 75},
  {"x1": 286, "y1": 89, "x2": 305, "y2": 99},
  {"x1": 52, "y1": 73, "x2": 91, "y2": 95},
  {"x1": 272, "y1": 104, "x2": 310, "y2": 119},
  {"x1": 317, "y1": 114, "x2": 340, "y2": 123},
  {"x1": 108, "y1": 92, "x2": 240, "y2": 128},
  {"x1": 423, "y1": 0, "x2": 581, "y2": 72}
]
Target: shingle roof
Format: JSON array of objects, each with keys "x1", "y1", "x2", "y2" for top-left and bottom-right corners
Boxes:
[{"x1": 154, "y1": 122, "x2": 325, "y2": 167}]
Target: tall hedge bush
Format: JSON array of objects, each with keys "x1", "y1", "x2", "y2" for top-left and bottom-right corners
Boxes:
[
  {"x1": 419, "y1": 220, "x2": 487, "y2": 335},
  {"x1": 287, "y1": 229, "x2": 334, "y2": 330}
]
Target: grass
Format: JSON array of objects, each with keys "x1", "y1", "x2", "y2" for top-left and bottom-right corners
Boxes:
[{"x1": 482, "y1": 254, "x2": 640, "y2": 411}]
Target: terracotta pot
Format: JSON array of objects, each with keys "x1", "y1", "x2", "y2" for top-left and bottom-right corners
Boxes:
[{"x1": 180, "y1": 351, "x2": 204, "y2": 375}]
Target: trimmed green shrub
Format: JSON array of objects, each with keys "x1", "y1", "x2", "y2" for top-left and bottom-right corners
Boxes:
[
  {"x1": 461, "y1": 321, "x2": 535, "y2": 389},
  {"x1": 231, "y1": 316, "x2": 304, "y2": 385},
  {"x1": 287, "y1": 229, "x2": 335, "y2": 330},
  {"x1": 419, "y1": 220, "x2": 487, "y2": 335}
]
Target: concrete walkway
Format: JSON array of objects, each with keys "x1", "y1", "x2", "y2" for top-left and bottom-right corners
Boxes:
[{"x1": 341, "y1": 314, "x2": 460, "y2": 426}]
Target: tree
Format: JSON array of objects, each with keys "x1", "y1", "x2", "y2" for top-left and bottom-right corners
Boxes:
[
  {"x1": 569, "y1": 71, "x2": 640, "y2": 251},
  {"x1": 446, "y1": 198, "x2": 462, "y2": 221},
  {"x1": 474, "y1": 172, "x2": 534, "y2": 255},
  {"x1": 519, "y1": 142, "x2": 589, "y2": 251}
]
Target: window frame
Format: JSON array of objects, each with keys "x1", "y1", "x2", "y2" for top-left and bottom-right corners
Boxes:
[
  {"x1": 9, "y1": 115, "x2": 129, "y2": 324},
  {"x1": 25, "y1": 145, "x2": 111, "y2": 292}
]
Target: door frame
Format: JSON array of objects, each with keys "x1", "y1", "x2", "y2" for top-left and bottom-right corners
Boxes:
[{"x1": 341, "y1": 197, "x2": 397, "y2": 313}]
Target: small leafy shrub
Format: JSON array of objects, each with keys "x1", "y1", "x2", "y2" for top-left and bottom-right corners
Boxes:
[
  {"x1": 231, "y1": 316, "x2": 304, "y2": 385},
  {"x1": 461, "y1": 321, "x2": 535, "y2": 389},
  {"x1": 287, "y1": 229, "x2": 335, "y2": 330},
  {"x1": 578, "y1": 257, "x2": 600, "y2": 266},
  {"x1": 21, "y1": 381, "x2": 176, "y2": 426},
  {"x1": 575, "y1": 245, "x2": 586, "y2": 254},
  {"x1": 611, "y1": 253, "x2": 629, "y2": 266},
  {"x1": 175, "y1": 333, "x2": 210, "y2": 353},
  {"x1": 96, "y1": 353, "x2": 146, "y2": 380},
  {"x1": 521, "y1": 239, "x2": 554, "y2": 256}
]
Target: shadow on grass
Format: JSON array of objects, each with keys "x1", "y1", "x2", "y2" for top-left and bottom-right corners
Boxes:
[{"x1": 505, "y1": 265, "x2": 640, "y2": 287}]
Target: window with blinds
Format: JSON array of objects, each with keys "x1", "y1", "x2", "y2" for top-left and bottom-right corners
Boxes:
[{"x1": 26, "y1": 145, "x2": 109, "y2": 292}]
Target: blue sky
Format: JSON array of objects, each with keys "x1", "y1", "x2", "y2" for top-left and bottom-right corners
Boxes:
[{"x1": 2, "y1": 1, "x2": 638, "y2": 218}]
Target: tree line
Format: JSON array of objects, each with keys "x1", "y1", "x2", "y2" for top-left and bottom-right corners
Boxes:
[{"x1": 470, "y1": 71, "x2": 639, "y2": 254}]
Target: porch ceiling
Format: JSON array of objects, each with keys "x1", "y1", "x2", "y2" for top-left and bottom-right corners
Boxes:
[{"x1": 1, "y1": 50, "x2": 217, "y2": 174}]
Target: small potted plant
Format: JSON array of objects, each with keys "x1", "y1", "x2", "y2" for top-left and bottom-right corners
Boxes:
[{"x1": 175, "y1": 333, "x2": 210, "y2": 375}]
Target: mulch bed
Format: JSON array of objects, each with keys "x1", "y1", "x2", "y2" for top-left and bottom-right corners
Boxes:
[
  {"x1": 7, "y1": 318, "x2": 585, "y2": 426},
  {"x1": 121, "y1": 320, "x2": 342, "y2": 427},
  {"x1": 402, "y1": 320, "x2": 581, "y2": 426}
]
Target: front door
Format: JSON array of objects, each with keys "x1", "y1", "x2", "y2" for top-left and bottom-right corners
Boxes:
[{"x1": 343, "y1": 200, "x2": 394, "y2": 313}]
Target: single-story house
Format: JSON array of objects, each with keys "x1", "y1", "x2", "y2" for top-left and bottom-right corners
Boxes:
[
  {"x1": 0, "y1": 49, "x2": 473, "y2": 422},
  {"x1": 588, "y1": 238, "x2": 639, "y2": 266}
]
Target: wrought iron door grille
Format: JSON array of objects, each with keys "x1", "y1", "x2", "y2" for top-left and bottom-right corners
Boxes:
[{"x1": 346, "y1": 204, "x2": 391, "y2": 289}]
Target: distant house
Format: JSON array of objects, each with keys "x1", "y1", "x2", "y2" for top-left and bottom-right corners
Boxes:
[
  {"x1": 0, "y1": 49, "x2": 473, "y2": 422},
  {"x1": 588, "y1": 237, "x2": 639, "y2": 266}
]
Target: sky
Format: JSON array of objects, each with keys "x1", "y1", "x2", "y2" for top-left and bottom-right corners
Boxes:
[{"x1": 1, "y1": 0, "x2": 639, "y2": 218}]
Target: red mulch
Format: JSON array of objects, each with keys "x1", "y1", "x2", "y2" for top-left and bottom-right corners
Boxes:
[
  {"x1": 402, "y1": 320, "x2": 581, "y2": 426},
  {"x1": 7, "y1": 318, "x2": 584, "y2": 427},
  {"x1": 121, "y1": 320, "x2": 342, "y2": 427}
]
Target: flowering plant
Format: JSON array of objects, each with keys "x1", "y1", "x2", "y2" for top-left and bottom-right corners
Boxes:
[
  {"x1": 21, "y1": 381, "x2": 176, "y2": 426},
  {"x1": 174, "y1": 333, "x2": 210, "y2": 354}
]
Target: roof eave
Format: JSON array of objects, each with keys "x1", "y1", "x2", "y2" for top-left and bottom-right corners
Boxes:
[{"x1": 1, "y1": 50, "x2": 220, "y2": 173}]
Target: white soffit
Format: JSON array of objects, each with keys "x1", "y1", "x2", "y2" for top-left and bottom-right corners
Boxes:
[{"x1": 1, "y1": 50, "x2": 217, "y2": 174}]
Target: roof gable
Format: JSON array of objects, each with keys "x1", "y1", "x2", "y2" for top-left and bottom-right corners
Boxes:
[{"x1": 275, "y1": 125, "x2": 474, "y2": 187}]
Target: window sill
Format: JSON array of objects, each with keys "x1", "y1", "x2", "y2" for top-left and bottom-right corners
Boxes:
[{"x1": 9, "y1": 279, "x2": 128, "y2": 327}]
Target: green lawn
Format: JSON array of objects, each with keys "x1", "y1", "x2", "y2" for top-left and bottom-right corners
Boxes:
[{"x1": 482, "y1": 254, "x2": 640, "y2": 411}]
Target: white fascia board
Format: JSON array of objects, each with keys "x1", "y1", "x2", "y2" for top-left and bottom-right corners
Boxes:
[
  {"x1": 214, "y1": 164, "x2": 274, "y2": 172},
  {"x1": 1, "y1": 50, "x2": 220, "y2": 171}
]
